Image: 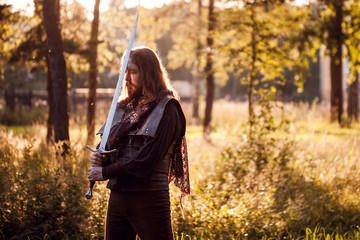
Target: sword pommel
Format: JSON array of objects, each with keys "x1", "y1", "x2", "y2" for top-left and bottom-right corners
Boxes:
[{"x1": 86, "y1": 181, "x2": 95, "y2": 199}]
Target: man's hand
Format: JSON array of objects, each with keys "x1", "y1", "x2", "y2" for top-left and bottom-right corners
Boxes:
[
  {"x1": 88, "y1": 167, "x2": 104, "y2": 181},
  {"x1": 91, "y1": 152, "x2": 107, "y2": 167}
]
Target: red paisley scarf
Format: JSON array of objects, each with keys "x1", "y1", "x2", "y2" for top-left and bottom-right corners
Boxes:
[{"x1": 108, "y1": 96, "x2": 157, "y2": 149}]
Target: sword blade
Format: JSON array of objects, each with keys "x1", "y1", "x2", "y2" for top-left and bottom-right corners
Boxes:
[{"x1": 98, "y1": 13, "x2": 139, "y2": 152}]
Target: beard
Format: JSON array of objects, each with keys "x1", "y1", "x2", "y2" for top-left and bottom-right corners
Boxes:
[{"x1": 127, "y1": 83, "x2": 142, "y2": 99}]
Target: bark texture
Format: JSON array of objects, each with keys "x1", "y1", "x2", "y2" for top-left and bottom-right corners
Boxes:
[
  {"x1": 43, "y1": 0, "x2": 69, "y2": 143},
  {"x1": 87, "y1": 0, "x2": 101, "y2": 144},
  {"x1": 328, "y1": 0, "x2": 343, "y2": 123},
  {"x1": 203, "y1": 0, "x2": 215, "y2": 138}
]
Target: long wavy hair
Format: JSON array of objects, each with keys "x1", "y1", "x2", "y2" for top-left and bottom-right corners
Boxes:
[{"x1": 119, "y1": 47, "x2": 178, "y2": 103}]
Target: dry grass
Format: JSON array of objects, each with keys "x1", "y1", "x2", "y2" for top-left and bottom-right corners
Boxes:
[{"x1": 2, "y1": 99, "x2": 360, "y2": 239}]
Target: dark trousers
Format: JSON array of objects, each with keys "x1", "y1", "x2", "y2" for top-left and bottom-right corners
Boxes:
[{"x1": 105, "y1": 190, "x2": 174, "y2": 240}]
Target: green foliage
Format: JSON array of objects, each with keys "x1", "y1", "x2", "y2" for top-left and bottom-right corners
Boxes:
[
  {"x1": 172, "y1": 134, "x2": 360, "y2": 238},
  {"x1": 0, "y1": 105, "x2": 46, "y2": 126},
  {"x1": 343, "y1": 1, "x2": 360, "y2": 84},
  {"x1": 172, "y1": 123, "x2": 295, "y2": 239},
  {"x1": 1, "y1": 102, "x2": 360, "y2": 239},
  {"x1": 0, "y1": 129, "x2": 108, "y2": 239},
  {"x1": 217, "y1": 2, "x2": 317, "y2": 89},
  {"x1": 166, "y1": 0, "x2": 207, "y2": 71},
  {"x1": 0, "y1": 4, "x2": 27, "y2": 86},
  {"x1": 170, "y1": 102, "x2": 360, "y2": 239}
]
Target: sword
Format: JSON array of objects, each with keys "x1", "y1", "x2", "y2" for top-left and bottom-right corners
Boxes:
[{"x1": 86, "y1": 13, "x2": 139, "y2": 199}]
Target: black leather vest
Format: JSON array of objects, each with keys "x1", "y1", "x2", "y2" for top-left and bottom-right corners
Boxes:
[{"x1": 97, "y1": 96, "x2": 178, "y2": 192}]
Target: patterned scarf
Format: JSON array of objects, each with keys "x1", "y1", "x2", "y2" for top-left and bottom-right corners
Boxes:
[
  {"x1": 107, "y1": 95, "x2": 190, "y2": 196},
  {"x1": 108, "y1": 96, "x2": 157, "y2": 150}
]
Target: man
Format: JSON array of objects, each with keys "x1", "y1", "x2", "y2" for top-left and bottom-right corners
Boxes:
[{"x1": 88, "y1": 47, "x2": 190, "y2": 240}]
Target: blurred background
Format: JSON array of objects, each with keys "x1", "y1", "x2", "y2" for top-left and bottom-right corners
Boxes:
[{"x1": 0, "y1": 0, "x2": 359, "y2": 239}]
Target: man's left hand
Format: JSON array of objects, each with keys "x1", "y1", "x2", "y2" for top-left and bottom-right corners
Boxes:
[{"x1": 88, "y1": 167, "x2": 104, "y2": 181}]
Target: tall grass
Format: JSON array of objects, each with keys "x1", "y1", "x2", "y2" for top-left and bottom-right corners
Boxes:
[
  {"x1": 1, "y1": 100, "x2": 360, "y2": 239},
  {"x1": 170, "y1": 100, "x2": 360, "y2": 239}
]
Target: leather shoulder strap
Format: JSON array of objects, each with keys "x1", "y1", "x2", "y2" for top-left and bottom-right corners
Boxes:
[{"x1": 134, "y1": 95, "x2": 176, "y2": 138}]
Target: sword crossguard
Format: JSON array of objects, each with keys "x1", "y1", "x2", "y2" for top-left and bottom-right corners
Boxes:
[{"x1": 86, "y1": 145, "x2": 117, "y2": 154}]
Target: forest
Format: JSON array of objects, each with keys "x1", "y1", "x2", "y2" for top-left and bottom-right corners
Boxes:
[{"x1": 0, "y1": 0, "x2": 360, "y2": 239}]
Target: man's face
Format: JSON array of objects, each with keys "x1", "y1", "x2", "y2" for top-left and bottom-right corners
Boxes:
[{"x1": 125, "y1": 58, "x2": 141, "y2": 98}]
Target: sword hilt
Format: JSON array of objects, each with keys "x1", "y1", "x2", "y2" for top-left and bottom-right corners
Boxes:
[
  {"x1": 86, "y1": 146, "x2": 117, "y2": 199},
  {"x1": 86, "y1": 181, "x2": 95, "y2": 199},
  {"x1": 87, "y1": 145, "x2": 117, "y2": 154}
]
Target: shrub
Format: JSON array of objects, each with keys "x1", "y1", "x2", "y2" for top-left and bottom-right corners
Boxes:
[
  {"x1": 0, "y1": 105, "x2": 47, "y2": 126},
  {"x1": 0, "y1": 129, "x2": 108, "y2": 239},
  {"x1": 171, "y1": 121, "x2": 360, "y2": 239},
  {"x1": 172, "y1": 125, "x2": 294, "y2": 239}
]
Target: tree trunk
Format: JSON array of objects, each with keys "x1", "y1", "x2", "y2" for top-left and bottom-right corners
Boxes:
[
  {"x1": 203, "y1": 0, "x2": 215, "y2": 139},
  {"x1": 248, "y1": 6, "x2": 256, "y2": 141},
  {"x1": 87, "y1": 0, "x2": 101, "y2": 144},
  {"x1": 192, "y1": 0, "x2": 202, "y2": 124},
  {"x1": 347, "y1": 71, "x2": 359, "y2": 122},
  {"x1": 43, "y1": 0, "x2": 69, "y2": 146},
  {"x1": 328, "y1": 0, "x2": 343, "y2": 123},
  {"x1": 46, "y1": 55, "x2": 54, "y2": 144}
]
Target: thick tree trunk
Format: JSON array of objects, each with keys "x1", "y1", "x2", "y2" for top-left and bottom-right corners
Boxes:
[
  {"x1": 46, "y1": 55, "x2": 54, "y2": 144},
  {"x1": 347, "y1": 72, "x2": 359, "y2": 122},
  {"x1": 192, "y1": 0, "x2": 202, "y2": 123},
  {"x1": 203, "y1": 0, "x2": 215, "y2": 139},
  {"x1": 43, "y1": 0, "x2": 69, "y2": 146},
  {"x1": 328, "y1": 1, "x2": 343, "y2": 123},
  {"x1": 87, "y1": 0, "x2": 101, "y2": 144}
]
